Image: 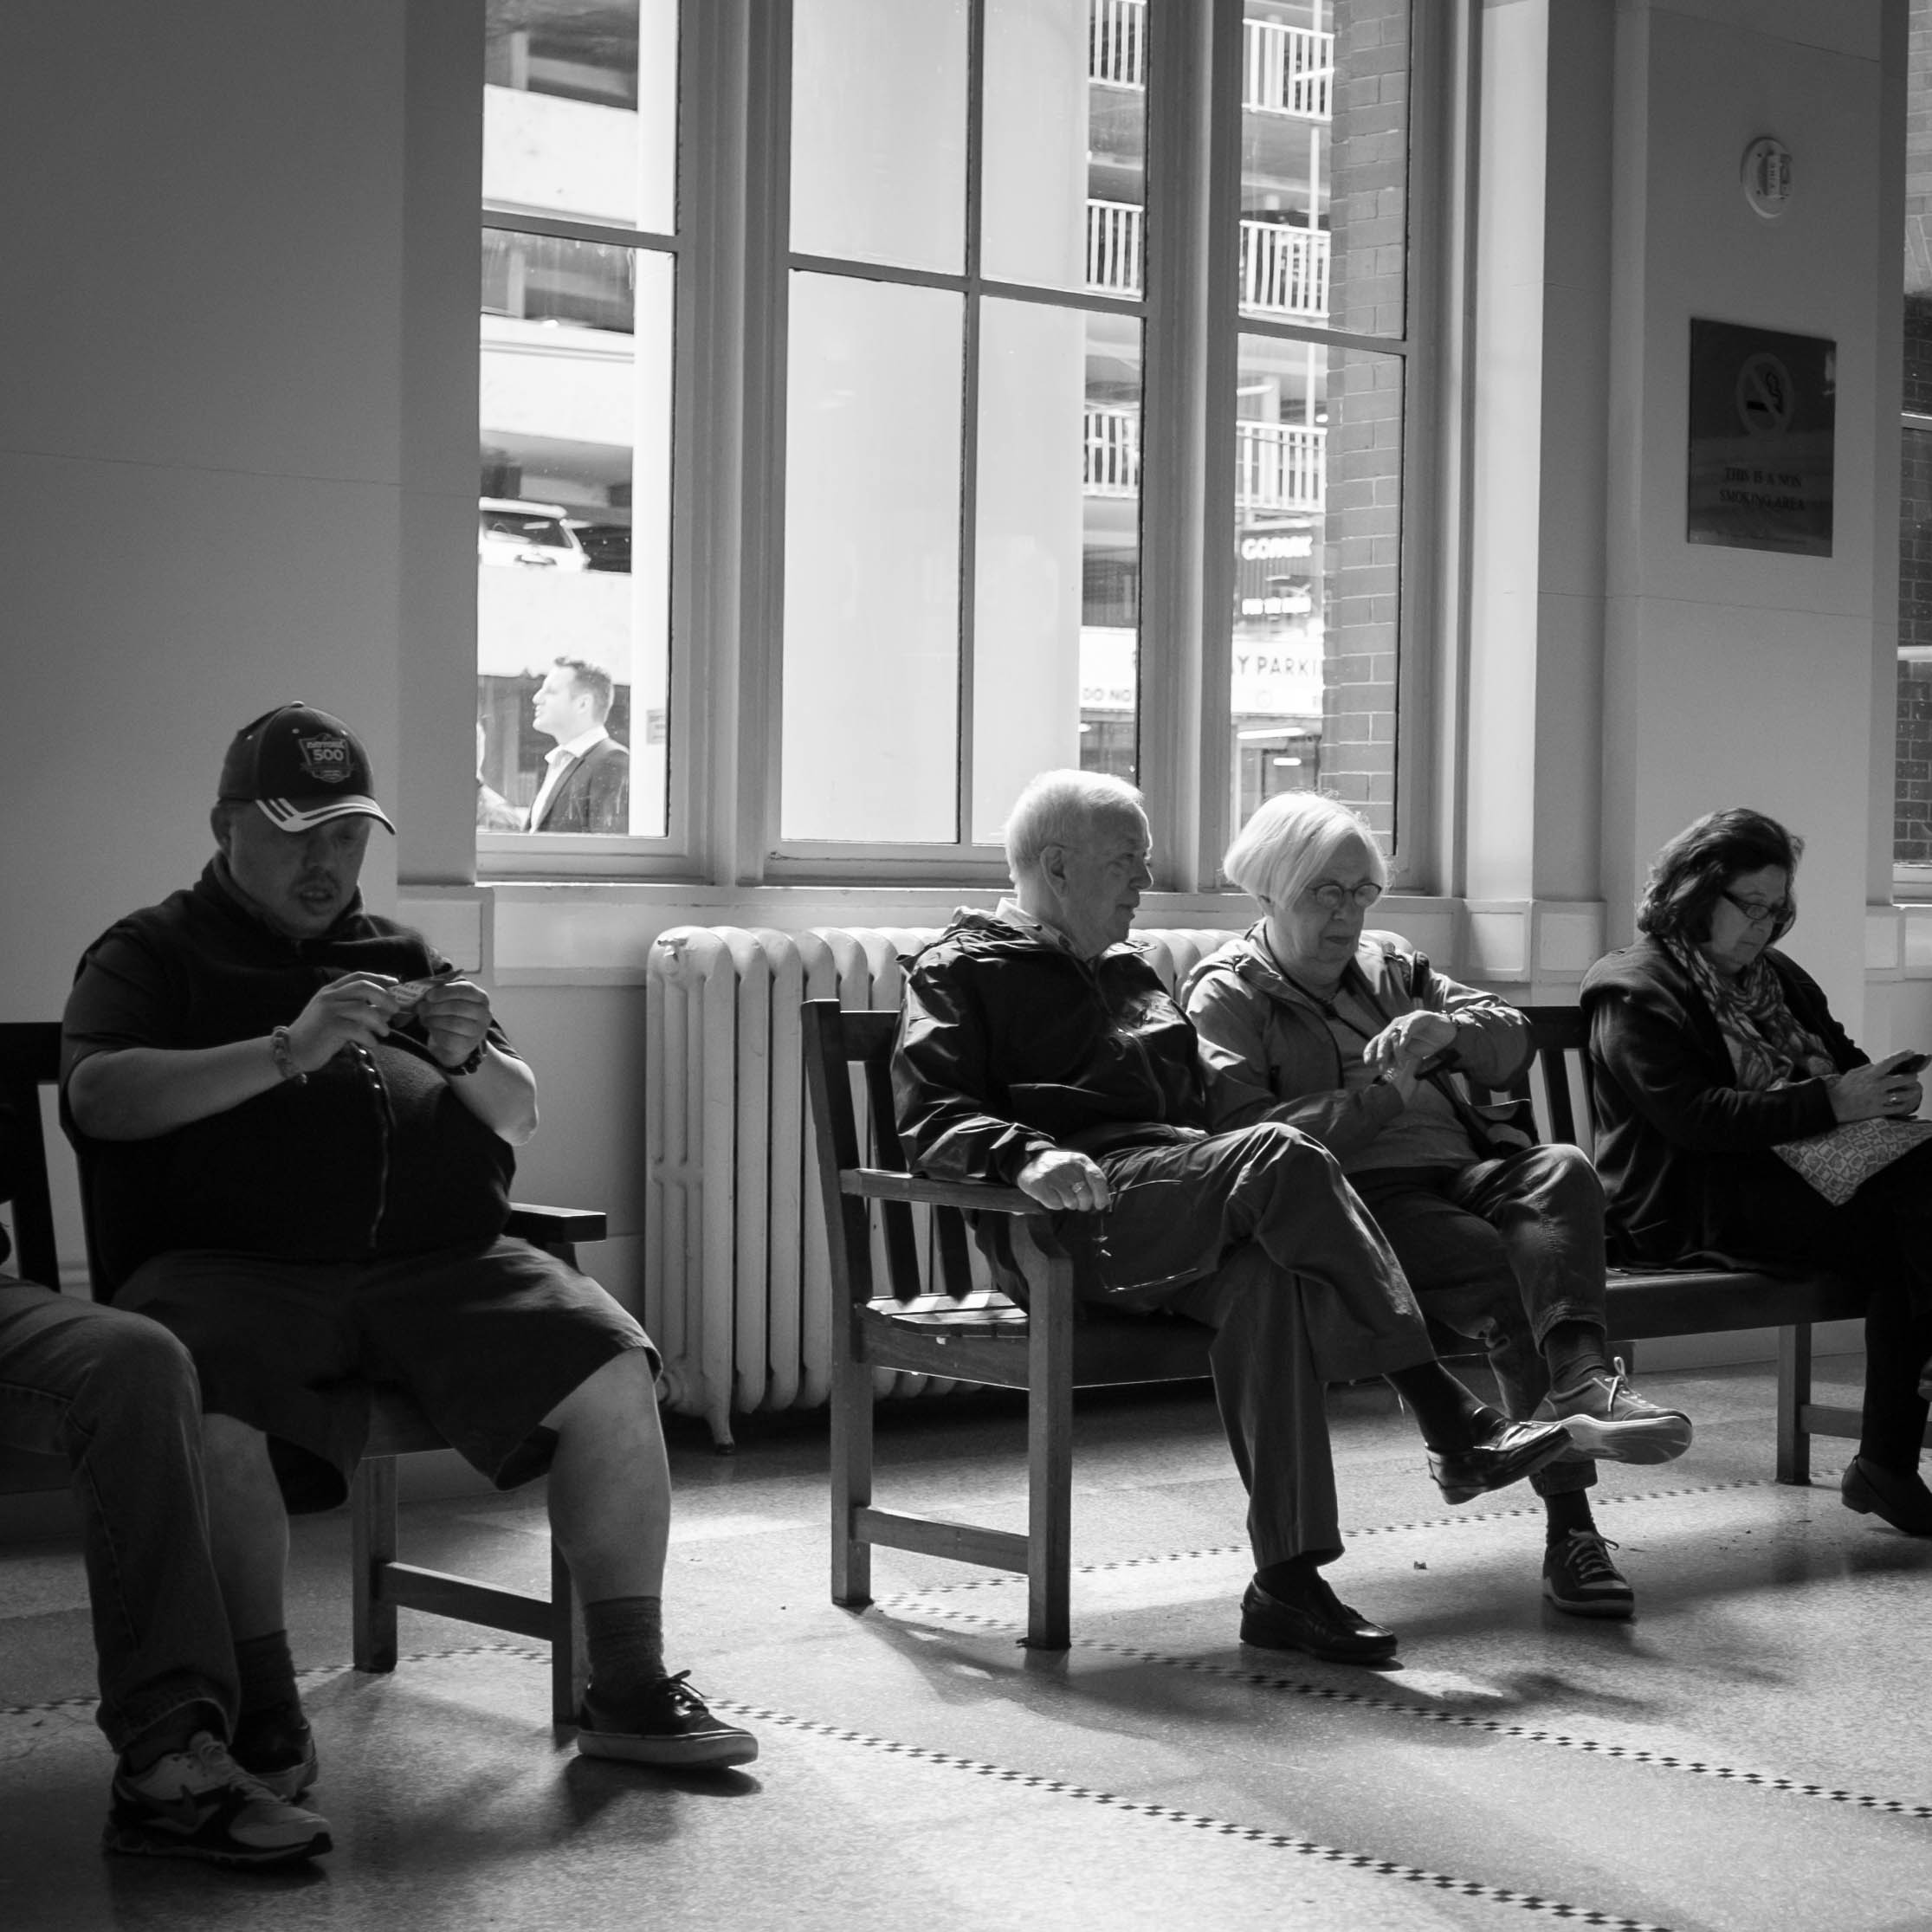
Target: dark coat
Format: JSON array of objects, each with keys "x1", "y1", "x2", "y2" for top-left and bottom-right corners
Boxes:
[
  {"x1": 532, "y1": 735, "x2": 630, "y2": 833},
  {"x1": 1577, "y1": 937, "x2": 1862, "y2": 1264},
  {"x1": 893, "y1": 910, "x2": 1209, "y2": 1186}
]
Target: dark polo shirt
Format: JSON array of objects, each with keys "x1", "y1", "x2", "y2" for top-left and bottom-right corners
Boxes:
[{"x1": 62, "y1": 861, "x2": 517, "y2": 1286}]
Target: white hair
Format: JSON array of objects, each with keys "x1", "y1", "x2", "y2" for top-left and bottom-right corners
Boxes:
[
  {"x1": 1221, "y1": 792, "x2": 1385, "y2": 908},
  {"x1": 1003, "y1": 769, "x2": 1146, "y2": 879}
]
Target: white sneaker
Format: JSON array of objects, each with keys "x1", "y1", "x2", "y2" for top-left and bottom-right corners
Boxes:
[{"x1": 105, "y1": 1730, "x2": 332, "y2": 1867}]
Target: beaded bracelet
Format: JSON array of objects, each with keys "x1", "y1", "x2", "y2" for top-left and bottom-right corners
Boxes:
[{"x1": 443, "y1": 1039, "x2": 488, "y2": 1077}]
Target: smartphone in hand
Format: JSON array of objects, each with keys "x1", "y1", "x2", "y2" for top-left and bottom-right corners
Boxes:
[{"x1": 1891, "y1": 1050, "x2": 1929, "y2": 1076}]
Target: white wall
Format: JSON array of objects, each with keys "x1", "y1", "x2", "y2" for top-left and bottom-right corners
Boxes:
[{"x1": 1465, "y1": 0, "x2": 1898, "y2": 1030}]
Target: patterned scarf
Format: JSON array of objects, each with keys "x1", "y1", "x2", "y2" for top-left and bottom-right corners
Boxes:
[{"x1": 1664, "y1": 939, "x2": 1836, "y2": 1092}]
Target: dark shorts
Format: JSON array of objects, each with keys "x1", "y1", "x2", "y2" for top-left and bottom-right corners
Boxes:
[{"x1": 116, "y1": 1238, "x2": 655, "y2": 1512}]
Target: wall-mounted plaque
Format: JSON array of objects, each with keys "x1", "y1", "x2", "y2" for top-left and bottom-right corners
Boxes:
[{"x1": 1686, "y1": 319, "x2": 1834, "y2": 557}]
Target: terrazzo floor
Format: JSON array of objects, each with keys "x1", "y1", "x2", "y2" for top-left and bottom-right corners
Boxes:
[{"x1": 3, "y1": 1357, "x2": 1929, "y2": 1932}]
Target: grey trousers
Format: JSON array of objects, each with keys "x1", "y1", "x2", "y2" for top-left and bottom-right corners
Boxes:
[{"x1": 1066, "y1": 1122, "x2": 1438, "y2": 1568}]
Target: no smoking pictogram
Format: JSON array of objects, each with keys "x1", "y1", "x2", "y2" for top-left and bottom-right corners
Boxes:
[{"x1": 1735, "y1": 352, "x2": 1794, "y2": 436}]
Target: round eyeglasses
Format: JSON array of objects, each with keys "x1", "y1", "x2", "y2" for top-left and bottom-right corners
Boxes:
[
  {"x1": 1720, "y1": 890, "x2": 1793, "y2": 928},
  {"x1": 1303, "y1": 881, "x2": 1385, "y2": 913}
]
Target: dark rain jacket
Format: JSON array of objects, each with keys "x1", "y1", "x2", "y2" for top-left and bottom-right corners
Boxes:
[
  {"x1": 892, "y1": 909, "x2": 1209, "y2": 1186},
  {"x1": 1577, "y1": 938, "x2": 1861, "y2": 1264}
]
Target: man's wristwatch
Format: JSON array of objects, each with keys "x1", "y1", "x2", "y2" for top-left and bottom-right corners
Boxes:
[
  {"x1": 442, "y1": 1039, "x2": 488, "y2": 1077},
  {"x1": 269, "y1": 1025, "x2": 307, "y2": 1085}
]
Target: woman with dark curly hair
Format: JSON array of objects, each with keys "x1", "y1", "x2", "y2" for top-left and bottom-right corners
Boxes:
[{"x1": 1580, "y1": 807, "x2": 1932, "y2": 1535}]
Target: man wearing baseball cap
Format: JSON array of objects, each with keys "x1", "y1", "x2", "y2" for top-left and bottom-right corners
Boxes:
[{"x1": 61, "y1": 705, "x2": 755, "y2": 1848}]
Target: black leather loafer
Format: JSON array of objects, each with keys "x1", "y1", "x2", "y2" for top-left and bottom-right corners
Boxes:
[
  {"x1": 1841, "y1": 1456, "x2": 1932, "y2": 1537},
  {"x1": 1238, "y1": 1580, "x2": 1399, "y2": 1664},
  {"x1": 1427, "y1": 1416, "x2": 1571, "y2": 1505}
]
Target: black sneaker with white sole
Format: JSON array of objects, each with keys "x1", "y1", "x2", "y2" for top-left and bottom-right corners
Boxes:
[
  {"x1": 1542, "y1": 1530, "x2": 1635, "y2": 1619},
  {"x1": 576, "y1": 1671, "x2": 759, "y2": 1769},
  {"x1": 104, "y1": 1730, "x2": 332, "y2": 1867}
]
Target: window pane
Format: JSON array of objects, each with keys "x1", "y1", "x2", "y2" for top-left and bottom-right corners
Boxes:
[
  {"x1": 1240, "y1": 0, "x2": 1406, "y2": 336},
  {"x1": 1900, "y1": 423, "x2": 1932, "y2": 866},
  {"x1": 982, "y1": 0, "x2": 1147, "y2": 300},
  {"x1": 791, "y1": 0, "x2": 968, "y2": 274},
  {"x1": 484, "y1": 0, "x2": 676, "y2": 231},
  {"x1": 782, "y1": 274, "x2": 963, "y2": 843},
  {"x1": 478, "y1": 235, "x2": 672, "y2": 838},
  {"x1": 1900, "y1": 2, "x2": 1932, "y2": 868},
  {"x1": 971, "y1": 302, "x2": 1141, "y2": 843},
  {"x1": 1228, "y1": 333, "x2": 1401, "y2": 842}
]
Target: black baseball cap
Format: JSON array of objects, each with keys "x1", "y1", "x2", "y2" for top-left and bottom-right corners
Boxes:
[{"x1": 216, "y1": 704, "x2": 397, "y2": 835}]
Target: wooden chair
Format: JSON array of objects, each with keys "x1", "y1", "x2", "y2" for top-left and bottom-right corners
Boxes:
[
  {"x1": 0, "y1": 1019, "x2": 601, "y2": 1721},
  {"x1": 1484, "y1": 1006, "x2": 1882, "y2": 1484},
  {"x1": 802, "y1": 999, "x2": 1212, "y2": 1650}
]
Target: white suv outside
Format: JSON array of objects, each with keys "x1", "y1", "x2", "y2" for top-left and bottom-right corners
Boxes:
[{"x1": 478, "y1": 498, "x2": 591, "y2": 572}]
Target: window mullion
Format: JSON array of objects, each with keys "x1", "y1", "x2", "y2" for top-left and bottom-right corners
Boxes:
[
  {"x1": 1139, "y1": 0, "x2": 1235, "y2": 894},
  {"x1": 734, "y1": 0, "x2": 794, "y2": 884},
  {"x1": 956, "y1": 0, "x2": 987, "y2": 856}
]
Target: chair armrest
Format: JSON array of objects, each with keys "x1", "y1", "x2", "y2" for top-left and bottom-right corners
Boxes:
[
  {"x1": 843, "y1": 1168, "x2": 1042, "y2": 1217},
  {"x1": 506, "y1": 1203, "x2": 608, "y2": 1245}
]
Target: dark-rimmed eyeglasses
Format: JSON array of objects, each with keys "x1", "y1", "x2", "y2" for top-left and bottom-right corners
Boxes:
[
  {"x1": 1303, "y1": 880, "x2": 1385, "y2": 913},
  {"x1": 1720, "y1": 890, "x2": 1793, "y2": 928}
]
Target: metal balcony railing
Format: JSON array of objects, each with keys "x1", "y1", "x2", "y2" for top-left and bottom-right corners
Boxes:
[
  {"x1": 1243, "y1": 18, "x2": 1334, "y2": 120},
  {"x1": 1239, "y1": 220, "x2": 1328, "y2": 319},
  {"x1": 1089, "y1": 0, "x2": 1147, "y2": 89},
  {"x1": 1085, "y1": 203, "x2": 1328, "y2": 316},
  {"x1": 1086, "y1": 198, "x2": 1144, "y2": 296},
  {"x1": 1089, "y1": 1, "x2": 1334, "y2": 122},
  {"x1": 1083, "y1": 408, "x2": 1326, "y2": 514},
  {"x1": 1235, "y1": 419, "x2": 1325, "y2": 512},
  {"x1": 1085, "y1": 406, "x2": 1141, "y2": 497}
]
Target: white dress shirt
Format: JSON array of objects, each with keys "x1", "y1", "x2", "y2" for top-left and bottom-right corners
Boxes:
[{"x1": 527, "y1": 724, "x2": 611, "y2": 830}]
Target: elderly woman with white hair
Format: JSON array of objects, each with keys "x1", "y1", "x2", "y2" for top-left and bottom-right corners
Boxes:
[{"x1": 1183, "y1": 793, "x2": 1695, "y2": 1619}]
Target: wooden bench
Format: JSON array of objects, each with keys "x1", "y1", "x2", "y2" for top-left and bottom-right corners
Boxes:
[
  {"x1": 0, "y1": 1019, "x2": 603, "y2": 1721},
  {"x1": 804, "y1": 1001, "x2": 1212, "y2": 1651},
  {"x1": 1498, "y1": 1006, "x2": 1881, "y2": 1484},
  {"x1": 801, "y1": 994, "x2": 1896, "y2": 1651}
]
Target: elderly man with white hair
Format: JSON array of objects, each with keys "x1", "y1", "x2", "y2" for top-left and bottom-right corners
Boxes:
[{"x1": 892, "y1": 770, "x2": 1571, "y2": 1663}]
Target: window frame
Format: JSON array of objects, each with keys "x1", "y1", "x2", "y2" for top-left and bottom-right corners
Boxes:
[{"x1": 473, "y1": 0, "x2": 1449, "y2": 892}]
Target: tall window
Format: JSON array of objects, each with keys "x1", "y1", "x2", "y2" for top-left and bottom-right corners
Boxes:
[
  {"x1": 472, "y1": 0, "x2": 1422, "y2": 878},
  {"x1": 779, "y1": 0, "x2": 1148, "y2": 852},
  {"x1": 478, "y1": 0, "x2": 677, "y2": 843},
  {"x1": 1230, "y1": 0, "x2": 1408, "y2": 846},
  {"x1": 1902, "y1": 0, "x2": 1932, "y2": 872}
]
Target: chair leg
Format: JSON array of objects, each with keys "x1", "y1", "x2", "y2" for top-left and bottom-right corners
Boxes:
[
  {"x1": 550, "y1": 1538, "x2": 580, "y2": 1722},
  {"x1": 1024, "y1": 1250, "x2": 1075, "y2": 1651},
  {"x1": 1776, "y1": 1321, "x2": 1812, "y2": 1485},
  {"x1": 352, "y1": 1455, "x2": 400, "y2": 1673},
  {"x1": 830, "y1": 1338, "x2": 874, "y2": 1609}
]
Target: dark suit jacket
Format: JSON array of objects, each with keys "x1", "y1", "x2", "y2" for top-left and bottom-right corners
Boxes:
[{"x1": 532, "y1": 736, "x2": 630, "y2": 833}]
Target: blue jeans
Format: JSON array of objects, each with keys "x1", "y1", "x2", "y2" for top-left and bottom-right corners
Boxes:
[
  {"x1": 0, "y1": 1280, "x2": 236, "y2": 1753},
  {"x1": 1349, "y1": 1143, "x2": 1609, "y2": 1497}
]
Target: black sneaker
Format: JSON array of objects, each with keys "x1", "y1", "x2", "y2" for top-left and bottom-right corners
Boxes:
[
  {"x1": 230, "y1": 1701, "x2": 320, "y2": 1800},
  {"x1": 1542, "y1": 1530, "x2": 1635, "y2": 1619},
  {"x1": 575, "y1": 1671, "x2": 759, "y2": 1769},
  {"x1": 105, "y1": 1731, "x2": 332, "y2": 1867}
]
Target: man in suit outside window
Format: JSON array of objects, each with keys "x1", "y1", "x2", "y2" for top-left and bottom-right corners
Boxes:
[{"x1": 527, "y1": 656, "x2": 630, "y2": 834}]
